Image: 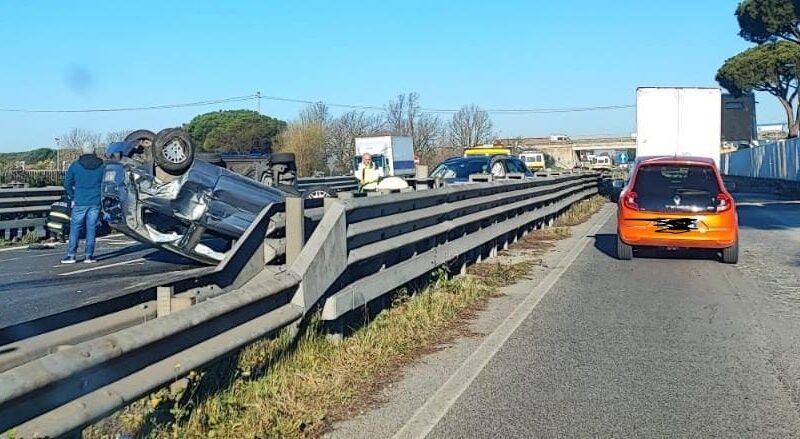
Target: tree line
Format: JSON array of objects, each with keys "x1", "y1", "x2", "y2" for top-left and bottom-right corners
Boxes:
[
  {"x1": 717, "y1": 0, "x2": 800, "y2": 137},
  {"x1": 43, "y1": 93, "x2": 495, "y2": 175},
  {"x1": 185, "y1": 93, "x2": 495, "y2": 175}
]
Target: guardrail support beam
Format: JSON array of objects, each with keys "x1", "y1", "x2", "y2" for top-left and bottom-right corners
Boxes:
[{"x1": 286, "y1": 197, "x2": 305, "y2": 266}]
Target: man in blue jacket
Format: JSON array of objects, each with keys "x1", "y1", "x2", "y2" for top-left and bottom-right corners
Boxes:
[{"x1": 61, "y1": 142, "x2": 105, "y2": 264}]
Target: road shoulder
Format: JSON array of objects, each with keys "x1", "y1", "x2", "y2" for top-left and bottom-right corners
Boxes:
[{"x1": 325, "y1": 203, "x2": 616, "y2": 439}]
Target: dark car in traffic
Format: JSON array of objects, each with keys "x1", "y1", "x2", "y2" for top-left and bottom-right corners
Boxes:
[{"x1": 429, "y1": 155, "x2": 534, "y2": 184}]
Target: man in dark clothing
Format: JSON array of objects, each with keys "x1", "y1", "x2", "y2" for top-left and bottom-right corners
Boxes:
[{"x1": 61, "y1": 143, "x2": 105, "y2": 264}]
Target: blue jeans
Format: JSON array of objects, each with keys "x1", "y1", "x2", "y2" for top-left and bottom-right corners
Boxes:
[{"x1": 67, "y1": 205, "x2": 100, "y2": 258}]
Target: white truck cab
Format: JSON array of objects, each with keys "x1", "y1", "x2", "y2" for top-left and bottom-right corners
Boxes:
[{"x1": 353, "y1": 136, "x2": 416, "y2": 178}]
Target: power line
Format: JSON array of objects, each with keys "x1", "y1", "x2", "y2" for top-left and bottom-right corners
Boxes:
[
  {"x1": 256, "y1": 94, "x2": 634, "y2": 114},
  {"x1": 0, "y1": 92, "x2": 634, "y2": 115},
  {"x1": 0, "y1": 95, "x2": 259, "y2": 113}
]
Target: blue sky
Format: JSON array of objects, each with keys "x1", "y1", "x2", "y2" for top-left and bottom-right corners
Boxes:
[{"x1": 0, "y1": 0, "x2": 781, "y2": 152}]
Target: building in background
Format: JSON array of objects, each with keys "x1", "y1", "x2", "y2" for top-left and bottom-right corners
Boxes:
[{"x1": 757, "y1": 122, "x2": 789, "y2": 141}]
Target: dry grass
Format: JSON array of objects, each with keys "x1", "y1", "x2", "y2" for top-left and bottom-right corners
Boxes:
[
  {"x1": 552, "y1": 195, "x2": 608, "y2": 227},
  {"x1": 86, "y1": 264, "x2": 532, "y2": 439},
  {"x1": 84, "y1": 195, "x2": 608, "y2": 439}
]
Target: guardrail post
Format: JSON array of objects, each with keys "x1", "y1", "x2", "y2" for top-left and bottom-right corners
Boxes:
[
  {"x1": 157, "y1": 286, "x2": 173, "y2": 317},
  {"x1": 286, "y1": 197, "x2": 304, "y2": 266},
  {"x1": 157, "y1": 286, "x2": 193, "y2": 317}
]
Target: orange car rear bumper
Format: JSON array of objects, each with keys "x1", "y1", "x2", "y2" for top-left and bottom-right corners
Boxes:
[{"x1": 617, "y1": 209, "x2": 738, "y2": 249}]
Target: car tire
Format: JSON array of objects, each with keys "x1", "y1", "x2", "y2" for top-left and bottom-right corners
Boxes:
[
  {"x1": 617, "y1": 235, "x2": 633, "y2": 260},
  {"x1": 153, "y1": 128, "x2": 195, "y2": 175},
  {"x1": 722, "y1": 240, "x2": 739, "y2": 264},
  {"x1": 270, "y1": 152, "x2": 296, "y2": 165},
  {"x1": 302, "y1": 185, "x2": 336, "y2": 199},
  {"x1": 124, "y1": 129, "x2": 156, "y2": 157}
]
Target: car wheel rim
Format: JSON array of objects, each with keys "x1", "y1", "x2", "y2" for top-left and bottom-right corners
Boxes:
[
  {"x1": 163, "y1": 139, "x2": 187, "y2": 163},
  {"x1": 307, "y1": 190, "x2": 330, "y2": 199}
]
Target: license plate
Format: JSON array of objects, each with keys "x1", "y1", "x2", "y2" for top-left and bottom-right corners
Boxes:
[{"x1": 652, "y1": 218, "x2": 697, "y2": 231}]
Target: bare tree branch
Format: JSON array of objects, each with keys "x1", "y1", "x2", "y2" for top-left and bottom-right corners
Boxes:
[
  {"x1": 447, "y1": 105, "x2": 494, "y2": 148},
  {"x1": 385, "y1": 92, "x2": 443, "y2": 162}
]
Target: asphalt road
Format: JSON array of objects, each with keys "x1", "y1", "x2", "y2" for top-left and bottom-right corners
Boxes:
[
  {"x1": 321, "y1": 193, "x2": 800, "y2": 438},
  {"x1": 0, "y1": 234, "x2": 202, "y2": 328},
  {"x1": 415, "y1": 193, "x2": 800, "y2": 437}
]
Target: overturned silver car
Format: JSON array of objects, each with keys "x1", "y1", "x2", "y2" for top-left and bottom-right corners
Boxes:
[{"x1": 102, "y1": 129, "x2": 289, "y2": 264}]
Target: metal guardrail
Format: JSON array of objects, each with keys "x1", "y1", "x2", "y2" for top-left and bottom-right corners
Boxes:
[
  {"x1": 297, "y1": 175, "x2": 359, "y2": 193},
  {"x1": 0, "y1": 172, "x2": 600, "y2": 437},
  {"x1": 0, "y1": 186, "x2": 64, "y2": 240},
  {"x1": 0, "y1": 176, "x2": 356, "y2": 239}
]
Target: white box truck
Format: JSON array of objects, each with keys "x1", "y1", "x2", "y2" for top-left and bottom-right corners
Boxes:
[
  {"x1": 635, "y1": 87, "x2": 722, "y2": 168},
  {"x1": 353, "y1": 136, "x2": 416, "y2": 177}
]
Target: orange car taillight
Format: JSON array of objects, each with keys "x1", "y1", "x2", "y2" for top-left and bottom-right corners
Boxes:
[
  {"x1": 623, "y1": 191, "x2": 639, "y2": 210},
  {"x1": 716, "y1": 193, "x2": 733, "y2": 212}
]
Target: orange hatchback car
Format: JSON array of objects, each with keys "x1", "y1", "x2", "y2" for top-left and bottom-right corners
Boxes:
[{"x1": 616, "y1": 156, "x2": 738, "y2": 264}]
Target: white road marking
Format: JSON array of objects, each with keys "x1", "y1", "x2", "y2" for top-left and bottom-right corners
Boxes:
[
  {"x1": 393, "y1": 207, "x2": 616, "y2": 439},
  {"x1": 57, "y1": 258, "x2": 146, "y2": 276},
  {"x1": 0, "y1": 245, "x2": 30, "y2": 253},
  {"x1": 105, "y1": 240, "x2": 137, "y2": 246},
  {"x1": 0, "y1": 251, "x2": 63, "y2": 263}
]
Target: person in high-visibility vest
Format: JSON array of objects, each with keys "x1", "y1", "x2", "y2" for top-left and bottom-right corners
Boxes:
[{"x1": 356, "y1": 153, "x2": 383, "y2": 189}]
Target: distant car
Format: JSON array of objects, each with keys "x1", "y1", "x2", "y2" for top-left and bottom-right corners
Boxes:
[
  {"x1": 616, "y1": 156, "x2": 738, "y2": 264},
  {"x1": 519, "y1": 151, "x2": 546, "y2": 171},
  {"x1": 429, "y1": 155, "x2": 534, "y2": 184}
]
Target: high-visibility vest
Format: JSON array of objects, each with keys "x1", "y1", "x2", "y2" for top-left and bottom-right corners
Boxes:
[{"x1": 357, "y1": 164, "x2": 381, "y2": 184}]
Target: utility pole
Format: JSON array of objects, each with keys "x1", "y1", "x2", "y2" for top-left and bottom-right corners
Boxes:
[
  {"x1": 54, "y1": 137, "x2": 60, "y2": 171},
  {"x1": 256, "y1": 91, "x2": 262, "y2": 114}
]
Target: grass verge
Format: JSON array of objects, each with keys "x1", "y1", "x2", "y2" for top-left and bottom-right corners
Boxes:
[{"x1": 85, "y1": 195, "x2": 608, "y2": 439}]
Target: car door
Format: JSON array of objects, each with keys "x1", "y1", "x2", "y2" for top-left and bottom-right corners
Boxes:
[{"x1": 504, "y1": 157, "x2": 533, "y2": 177}]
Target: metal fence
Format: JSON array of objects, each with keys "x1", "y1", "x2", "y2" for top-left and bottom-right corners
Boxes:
[
  {"x1": 0, "y1": 169, "x2": 63, "y2": 187},
  {"x1": 0, "y1": 172, "x2": 600, "y2": 437},
  {"x1": 721, "y1": 138, "x2": 800, "y2": 181}
]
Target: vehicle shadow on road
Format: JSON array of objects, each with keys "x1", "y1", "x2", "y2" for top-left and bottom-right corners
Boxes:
[
  {"x1": 93, "y1": 243, "x2": 148, "y2": 262},
  {"x1": 592, "y1": 234, "x2": 720, "y2": 262},
  {"x1": 592, "y1": 233, "x2": 618, "y2": 259},
  {"x1": 141, "y1": 250, "x2": 199, "y2": 265}
]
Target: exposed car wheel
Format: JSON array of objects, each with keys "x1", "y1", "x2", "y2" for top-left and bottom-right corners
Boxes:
[
  {"x1": 617, "y1": 235, "x2": 633, "y2": 260},
  {"x1": 270, "y1": 152, "x2": 296, "y2": 164},
  {"x1": 124, "y1": 129, "x2": 156, "y2": 158},
  {"x1": 153, "y1": 128, "x2": 195, "y2": 175},
  {"x1": 302, "y1": 185, "x2": 336, "y2": 199},
  {"x1": 722, "y1": 240, "x2": 739, "y2": 264}
]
